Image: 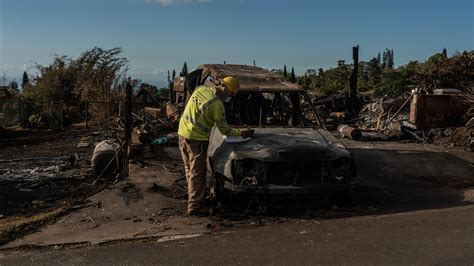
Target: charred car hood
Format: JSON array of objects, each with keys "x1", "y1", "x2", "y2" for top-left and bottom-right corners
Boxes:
[{"x1": 231, "y1": 127, "x2": 351, "y2": 161}]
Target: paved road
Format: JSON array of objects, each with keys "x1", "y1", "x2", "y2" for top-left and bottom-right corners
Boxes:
[{"x1": 1, "y1": 205, "x2": 473, "y2": 265}]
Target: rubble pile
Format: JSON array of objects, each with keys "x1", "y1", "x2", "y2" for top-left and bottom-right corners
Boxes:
[
  {"x1": 318, "y1": 89, "x2": 473, "y2": 150},
  {"x1": 0, "y1": 155, "x2": 87, "y2": 181},
  {"x1": 429, "y1": 106, "x2": 474, "y2": 150},
  {"x1": 0, "y1": 155, "x2": 96, "y2": 217},
  {"x1": 127, "y1": 107, "x2": 179, "y2": 162}
]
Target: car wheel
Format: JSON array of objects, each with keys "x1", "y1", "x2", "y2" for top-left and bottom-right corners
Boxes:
[
  {"x1": 209, "y1": 172, "x2": 224, "y2": 207},
  {"x1": 209, "y1": 172, "x2": 233, "y2": 213}
]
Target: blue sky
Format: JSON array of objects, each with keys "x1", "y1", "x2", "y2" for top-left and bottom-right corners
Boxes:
[{"x1": 1, "y1": 0, "x2": 473, "y2": 87}]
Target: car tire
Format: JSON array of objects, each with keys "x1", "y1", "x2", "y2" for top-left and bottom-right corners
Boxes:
[
  {"x1": 209, "y1": 172, "x2": 223, "y2": 207},
  {"x1": 209, "y1": 172, "x2": 232, "y2": 208}
]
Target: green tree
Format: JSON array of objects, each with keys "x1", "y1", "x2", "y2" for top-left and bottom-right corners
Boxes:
[
  {"x1": 357, "y1": 61, "x2": 369, "y2": 91},
  {"x1": 74, "y1": 47, "x2": 128, "y2": 102},
  {"x1": 283, "y1": 65, "x2": 287, "y2": 78},
  {"x1": 374, "y1": 61, "x2": 418, "y2": 97},
  {"x1": 366, "y1": 57, "x2": 381, "y2": 89},
  {"x1": 442, "y1": 48, "x2": 448, "y2": 58},
  {"x1": 181, "y1": 62, "x2": 188, "y2": 77},
  {"x1": 319, "y1": 62, "x2": 351, "y2": 95},
  {"x1": 388, "y1": 49, "x2": 394, "y2": 68},
  {"x1": 21, "y1": 71, "x2": 30, "y2": 88},
  {"x1": 26, "y1": 47, "x2": 129, "y2": 104},
  {"x1": 296, "y1": 69, "x2": 317, "y2": 91},
  {"x1": 381, "y1": 49, "x2": 394, "y2": 69},
  {"x1": 289, "y1": 67, "x2": 296, "y2": 82},
  {"x1": 414, "y1": 50, "x2": 473, "y2": 92},
  {"x1": 31, "y1": 55, "x2": 77, "y2": 104}
]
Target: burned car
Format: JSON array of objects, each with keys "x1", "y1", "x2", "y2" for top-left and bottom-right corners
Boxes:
[{"x1": 182, "y1": 64, "x2": 356, "y2": 198}]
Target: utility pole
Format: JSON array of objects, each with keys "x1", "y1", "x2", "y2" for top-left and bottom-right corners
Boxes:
[{"x1": 349, "y1": 45, "x2": 359, "y2": 116}]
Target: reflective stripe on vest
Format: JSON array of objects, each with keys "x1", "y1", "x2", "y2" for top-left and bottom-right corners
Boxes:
[{"x1": 182, "y1": 95, "x2": 220, "y2": 133}]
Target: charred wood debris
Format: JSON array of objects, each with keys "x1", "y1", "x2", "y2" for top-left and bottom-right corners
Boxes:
[{"x1": 314, "y1": 88, "x2": 473, "y2": 150}]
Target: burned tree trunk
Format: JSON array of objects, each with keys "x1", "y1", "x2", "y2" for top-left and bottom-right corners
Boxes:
[{"x1": 348, "y1": 45, "x2": 360, "y2": 116}]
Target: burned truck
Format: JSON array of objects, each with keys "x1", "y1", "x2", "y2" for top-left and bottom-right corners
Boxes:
[{"x1": 179, "y1": 64, "x2": 356, "y2": 198}]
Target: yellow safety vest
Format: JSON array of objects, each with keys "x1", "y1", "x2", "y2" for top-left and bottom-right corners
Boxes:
[{"x1": 178, "y1": 85, "x2": 240, "y2": 141}]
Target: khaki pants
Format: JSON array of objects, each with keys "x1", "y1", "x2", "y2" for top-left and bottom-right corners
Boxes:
[{"x1": 178, "y1": 136, "x2": 209, "y2": 213}]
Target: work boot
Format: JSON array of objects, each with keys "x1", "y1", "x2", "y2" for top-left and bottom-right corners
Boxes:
[{"x1": 187, "y1": 206, "x2": 210, "y2": 217}]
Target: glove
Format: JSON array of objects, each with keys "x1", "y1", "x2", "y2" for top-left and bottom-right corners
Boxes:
[{"x1": 240, "y1": 129, "x2": 255, "y2": 138}]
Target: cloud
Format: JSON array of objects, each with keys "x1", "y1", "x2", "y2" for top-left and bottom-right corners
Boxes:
[
  {"x1": 145, "y1": 0, "x2": 210, "y2": 6},
  {"x1": 157, "y1": 0, "x2": 172, "y2": 6},
  {"x1": 2, "y1": 64, "x2": 18, "y2": 71},
  {"x1": 152, "y1": 69, "x2": 167, "y2": 75}
]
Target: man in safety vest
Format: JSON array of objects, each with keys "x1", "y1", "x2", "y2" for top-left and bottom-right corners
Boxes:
[{"x1": 178, "y1": 76, "x2": 253, "y2": 216}]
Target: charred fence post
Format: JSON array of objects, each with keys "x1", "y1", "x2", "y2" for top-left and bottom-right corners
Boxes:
[
  {"x1": 124, "y1": 82, "x2": 133, "y2": 176},
  {"x1": 85, "y1": 100, "x2": 89, "y2": 129},
  {"x1": 60, "y1": 101, "x2": 64, "y2": 131},
  {"x1": 169, "y1": 81, "x2": 174, "y2": 103},
  {"x1": 17, "y1": 98, "x2": 21, "y2": 125},
  {"x1": 349, "y1": 45, "x2": 359, "y2": 117}
]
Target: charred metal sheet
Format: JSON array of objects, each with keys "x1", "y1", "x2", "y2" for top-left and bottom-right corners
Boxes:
[
  {"x1": 409, "y1": 94, "x2": 469, "y2": 129},
  {"x1": 210, "y1": 127, "x2": 351, "y2": 163},
  {"x1": 208, "y1": 126, "x2": 356, "y2": 190},
  {"x1": 224, "y1": 182, "x2": 357, "y2": 195},
  {"x1": 198, "y1": 64, "x2": 303, "y2": 92}
]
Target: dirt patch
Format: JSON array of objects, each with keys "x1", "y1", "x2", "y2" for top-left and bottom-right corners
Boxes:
[
  {"x1": 151, "y1": 177, "x2": 188, "y2": 200},
  {"x1": 0, "y1": 207, "x2": 66, "y2": 245},
  {"x1": 120, "y1": 182, "x2": 144, "y2": 207},
  {"x1": 0, "y1": 128, "x2": 119, "y2": 245}
]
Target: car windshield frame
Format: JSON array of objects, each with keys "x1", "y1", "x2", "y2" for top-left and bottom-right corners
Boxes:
[{"x1": 224, "y1": 90, "x2": 323, "y2": 128}]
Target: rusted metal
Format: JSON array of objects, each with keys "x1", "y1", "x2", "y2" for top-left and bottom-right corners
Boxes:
[
  {"x1": 330, "y1": 112, "x2": 353, "y2": 122},
  {"x1": 171, "y1": 77, "x2": 186, "y2": 104},
  {"x1": 198, "y1": 64, "x2": 303, "y2": 92},
  {"x1": 337, "y1": 124, "x2": 362, "y2": 140},
  {"x1": 409, "y1": 94, "x2": 469, "y2": 129}
]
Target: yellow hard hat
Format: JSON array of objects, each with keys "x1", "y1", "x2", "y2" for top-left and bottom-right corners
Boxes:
[{"x1": 221, "y1": 76, "x2": 240, "y2": 95}]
